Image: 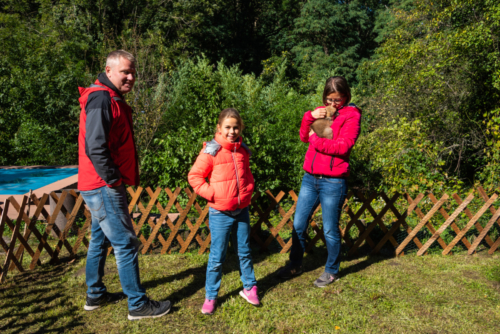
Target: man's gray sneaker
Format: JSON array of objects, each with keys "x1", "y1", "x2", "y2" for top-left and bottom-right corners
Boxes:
[
  {"x1": 277, "y1": 263, "x2": 303, "y2": 279},
  {"x1": 313, "y1": 272, "x2": 339, "y2": 288},
  {"x1": 128, "y1": 299, "x2": 171, "y2": 320},
  {"x1": 84, "y1": 292, "x2": 126, "y2": 311}
]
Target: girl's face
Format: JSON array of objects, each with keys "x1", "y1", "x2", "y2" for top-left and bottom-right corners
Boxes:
[
  {"x1": 217, "y1": 117, "x2": 241, "y2": 143},
  {"x1": 325, "y1": 92, "x2": 346, "y2": 107}
]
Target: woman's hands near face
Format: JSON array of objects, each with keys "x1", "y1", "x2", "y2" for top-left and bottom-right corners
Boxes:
[{"x1": 311, "y1": 108, "x2": 327, "y2": 119}]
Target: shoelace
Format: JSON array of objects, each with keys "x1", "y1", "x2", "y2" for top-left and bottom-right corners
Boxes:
[{"x1": 148, "y1": 300, "x2": 161, "y2": 309}]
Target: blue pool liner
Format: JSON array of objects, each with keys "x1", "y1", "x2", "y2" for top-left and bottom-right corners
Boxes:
[{"x1": 0, "y1": 168, "x2": 78, "y2": 195}]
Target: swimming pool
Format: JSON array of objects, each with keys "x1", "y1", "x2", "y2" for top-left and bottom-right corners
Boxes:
[{"x1": 0, "y1": 168, "x2": 78, "y2": 195}]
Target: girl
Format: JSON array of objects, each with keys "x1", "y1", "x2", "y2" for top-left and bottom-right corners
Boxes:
[
  {"x1": 278, "y1": 76, "x2": 361, "y2": 287},
  {"x1": 188, "y1": 108, "x2": 258, "y2": 315}
]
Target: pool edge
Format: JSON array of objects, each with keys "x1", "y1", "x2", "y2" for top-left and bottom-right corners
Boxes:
[{"x1": 0, "y1": 174, "x2": 79, "y2": 220}]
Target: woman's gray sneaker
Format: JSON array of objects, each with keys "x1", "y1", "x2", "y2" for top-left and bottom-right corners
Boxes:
[
  {"x1": 84, "y1": 292, "x2": 126, "y2": 311},
  {"x1": 128, "y1": 299, "x2": 171, "y2": 320},
  {"x1": 313, "y1": 272, "x2": 339, "y2": 288}
]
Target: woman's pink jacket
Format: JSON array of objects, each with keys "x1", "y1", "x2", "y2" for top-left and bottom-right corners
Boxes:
[{"x1": 300, "y1": 104, "x2": 362, "y2": 177}]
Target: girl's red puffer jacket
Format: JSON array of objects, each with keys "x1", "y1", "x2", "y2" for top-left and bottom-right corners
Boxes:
[
  {"x1": 188, "y1": 133, "x2": 255, "y2": 211},
  {"x1": 300, "y1": 104, "x2": 362, "y2": 177}
]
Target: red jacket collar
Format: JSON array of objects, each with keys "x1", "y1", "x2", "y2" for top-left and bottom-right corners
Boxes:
[{"x1": 215, "y1": 133, "x2": 242, "y2": 151}]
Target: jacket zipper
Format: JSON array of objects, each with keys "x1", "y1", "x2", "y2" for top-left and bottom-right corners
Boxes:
[
  {"x1": 231, "y1": 146, "x2": 241, "y2": 206},
  {"x1": 311, "y1": 152, "x2": 317, "y2": 174}
]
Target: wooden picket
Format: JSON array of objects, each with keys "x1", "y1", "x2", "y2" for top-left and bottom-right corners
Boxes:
[{"x1": 1, "y1": 185, "x2": 500, "y2": 283}]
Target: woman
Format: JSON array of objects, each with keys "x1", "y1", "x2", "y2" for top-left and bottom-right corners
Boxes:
[{"x1": 278, "y1": 76, "x2": 362, "y2": 287}]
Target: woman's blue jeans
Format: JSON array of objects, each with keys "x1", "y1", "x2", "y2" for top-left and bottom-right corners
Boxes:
[
  {"x1": 205, "y1": 206, "x2": 257, "y2": 300},
  {"x1": 81, "y1": 185, "x2": 147, "y2": 310},
  {"x1": 290, "y1": 173, "x2": 348, "y2": 275}
]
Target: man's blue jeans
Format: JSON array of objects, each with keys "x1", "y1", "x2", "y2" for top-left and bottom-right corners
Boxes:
[
  {"x1": 205, "y1": 206, "x2": 257, "y2": 300},
  {"x1": 290, "y1": 173, "x2": 348, "y2": 275},
  {"x1": 81, "y1": 185, "x2": 147, "y2": 310}
]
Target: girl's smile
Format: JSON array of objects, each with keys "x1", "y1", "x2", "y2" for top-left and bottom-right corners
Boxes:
[{"x1": 217, "y1": 117, "x2": 241, "y2": 143}]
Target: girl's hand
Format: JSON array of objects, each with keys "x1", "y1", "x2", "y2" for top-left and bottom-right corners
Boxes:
[
  {"x1": 311, "y1": 107, "x2": 327, "y2": 119},
  {"x1": 309, "y1": 129, "x2": 314, "y2": 136}
]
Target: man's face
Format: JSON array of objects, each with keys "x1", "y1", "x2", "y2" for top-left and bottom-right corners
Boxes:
[{"x1": 105, "y1": 57, "x2": 136, "y2": 95}]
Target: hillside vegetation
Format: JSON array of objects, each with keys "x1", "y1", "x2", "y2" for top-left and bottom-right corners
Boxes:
[{"x1": 0, "y1": 0, "x2": 499, "y2": 193}]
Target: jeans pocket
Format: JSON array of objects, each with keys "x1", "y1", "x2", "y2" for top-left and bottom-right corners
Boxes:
[
  {"x1": 321, "y1": 178, "x2": 346, "y2": 197},
  {"x1": 106, "y1": 186, "x2": 128, "y2": 215},
  {"x1": 324, "y1": 178, "x2": 343, "y2": 184},
  {"x1": 82, "y1": 189, "x2": 107, "y2": 221}
]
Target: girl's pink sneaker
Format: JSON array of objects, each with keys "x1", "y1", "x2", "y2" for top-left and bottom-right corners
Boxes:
[
  {"x1": 201, "y1": 299, "x2": 217, "y2": 315},
  {"x1": 239, "y1": 286, "x2": 260, "y2": 306}
]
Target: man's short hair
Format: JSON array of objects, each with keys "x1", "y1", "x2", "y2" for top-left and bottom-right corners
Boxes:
[{"x1": 106, "y1": 50, "x2": 136, "y2": 68}]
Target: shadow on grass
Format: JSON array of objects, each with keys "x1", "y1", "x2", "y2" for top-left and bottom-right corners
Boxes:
[
  {"x1": 140, "y1": 240, "x2": 391, "y2": 310},
  {"x1": 0, "y1": 260, "x2": 85, "y2": 333},
  {"x1": 141, "y1": 249, "x2": 275, "y2": 305},
  {"x1": 219, "y1": 244, "x2": 390, "y2": 304}
]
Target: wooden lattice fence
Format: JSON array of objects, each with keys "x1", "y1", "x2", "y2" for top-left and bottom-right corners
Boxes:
[{"x1": 1, "y1": 186, "x2": 500, "y2": 283}]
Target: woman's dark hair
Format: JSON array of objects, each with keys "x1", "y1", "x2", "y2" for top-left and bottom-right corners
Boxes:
[
  {"x1": 322, "y1": 76, "x2": 351, "y2": 105},
  {"x1": 217, "y1": 108, "x2": 244, "y2": 132}
]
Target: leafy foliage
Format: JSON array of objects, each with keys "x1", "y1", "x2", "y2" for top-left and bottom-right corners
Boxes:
[
  {"x1": 1, "y1": 0, "x2": 499, "y2": 194},
  {"x1": 288, "y1": 0, "x2": 390, "y2": 90},
  {"x1": 357, "y1": 0, "x2": 500, "y2": 191},
  {"x1": 140, "y1": 57, "x2": 318, "y2": 192}
]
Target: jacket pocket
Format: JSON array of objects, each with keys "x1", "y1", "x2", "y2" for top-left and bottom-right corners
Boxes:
[{"x1": 208, "y1": 185, "x2": 216, "y2": 202}]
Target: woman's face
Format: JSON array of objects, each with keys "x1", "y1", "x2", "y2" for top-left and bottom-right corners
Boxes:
[
  {"x1": 217, "y1": 117, "x2": 241, "y2": 143},
  {"x1": 325, "y1": 92, "x2": 346, "y2": 107}
]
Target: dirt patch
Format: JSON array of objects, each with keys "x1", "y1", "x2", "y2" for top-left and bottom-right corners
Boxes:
[
  {"x1": 323, "y1": 288, "x2": 343, "y2": 297},
  {"x1": 414, "y1": 306, "x2": 434, "y2": 317},
  {"x1": 183, "y1": 298, "x2": 203, "y2": 309},
  {"x1": 462, "y1": 270, "x2": 481, "y2": 280},
  {"x1": 490, "y1": 281, "x2": 500, "y2": 293},
  {"x1": 74, "y1": 267, "x2": 86, "y2": 277},
  {"x1": 104, "y1": 265, "x2": 117, "y2": 275},
  {"x1": 74, "y1": 265, "x2": 117, "y2": 277}
]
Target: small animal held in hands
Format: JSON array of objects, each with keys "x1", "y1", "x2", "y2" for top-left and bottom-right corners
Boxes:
[{"x1": 310, "y1": 105, "x2": 337, "y2": 139}]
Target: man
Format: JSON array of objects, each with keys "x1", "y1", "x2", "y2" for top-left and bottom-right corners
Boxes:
[{"x1": 77, "y1": 50, "x2": 170, "y2": 320}]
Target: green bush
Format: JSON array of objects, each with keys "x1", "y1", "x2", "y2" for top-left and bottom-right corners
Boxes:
[
  {"x1": 140, "y1": 57, "x2": 320, "y2": 192},
  {"x1": 350, "y1": 118, "x2": 464, "y2": 194}
]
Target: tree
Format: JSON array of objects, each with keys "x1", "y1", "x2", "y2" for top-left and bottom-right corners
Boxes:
[
  {"x1": 288, "y1": 0, "x2": 390, "y2": 91},
  {"x1": 357, "y1": 0, "x2": 500, "y2": 190}
]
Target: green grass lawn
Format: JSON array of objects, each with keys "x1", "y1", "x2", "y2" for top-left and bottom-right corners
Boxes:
[{"x1": 1, "y1": 248, "x2": 499, "y2": 333}]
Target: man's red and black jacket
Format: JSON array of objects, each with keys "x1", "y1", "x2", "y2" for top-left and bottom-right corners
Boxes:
[{"x1": 77, "y1": 73, "x2": 139, "y2": 191}]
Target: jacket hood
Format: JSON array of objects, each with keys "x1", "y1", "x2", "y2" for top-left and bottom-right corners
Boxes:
[
  {"x1": 97, "y1": 73, "x2": 124, "y2": 98},
  {"x1": 78, "y1": 73, "x2": 124, "y2": 99}
]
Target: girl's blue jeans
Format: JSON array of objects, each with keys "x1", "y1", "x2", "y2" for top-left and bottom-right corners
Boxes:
[
  {"x1": 81, "y1": 184, "x2": 147, "y2": 310},
  {"x1": 290, "y1": 172, "x2": 348, "y2": 275},
  {"x1": 205, "y1": 206, "x2": 257, "y2": 300}
]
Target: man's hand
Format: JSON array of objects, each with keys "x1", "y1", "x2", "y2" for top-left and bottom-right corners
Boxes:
[{"x1": 311, "y1": 108, "x2": 327, "y2": 119}]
